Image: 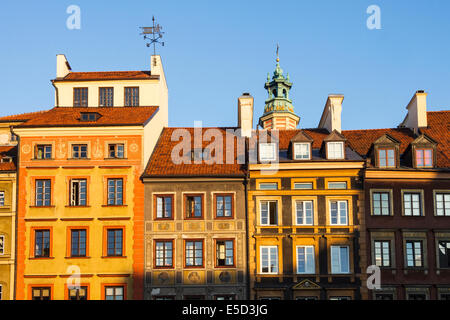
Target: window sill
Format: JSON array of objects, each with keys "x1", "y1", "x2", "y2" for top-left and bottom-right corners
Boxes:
[
  {"x1": 29, "y1": 205, "x2": 55, "y2": 208},
  {"x1": 101, "y1": 256, "x2": 127, "y2": 259},
  {"x1": 184, "y1": 217, "x2": 204, "y2": 220},
  {"x1": 29, "y1": 257, "x2": 55, "y2": 260},
  {"x1": 67, "y1": 158, "x2": 91, "y2": 160},
  {"x1": 215, "y1": 216, "x2": 234, "y2": 220},
  {"x1": 154, "y1": 218, "x2": 174, "y2": 221},
  {"x1": 104, "y1": 157, "x2": 128, "y2": 160},
  {"x1": 215, "y1": 265, "x2": 236, "y2": 269},
  {"x1": 65, "y1": 205, "x2": 91, "y2": 208},
  {"x1": 153, "y1": 266, "x2": 175, "y2": 269},
  {"x1": 65, "y1": 256, "x2": 91, "y2": 259},
  {"x1": 184, "y1": 266, "x2": 205, "y2": 269},
  {"x1": 32, "y1": 158, "x2": 55, "y2": 161},
  {"x1": 101, "y1": 205, "x2": 127, "y2": 207}
]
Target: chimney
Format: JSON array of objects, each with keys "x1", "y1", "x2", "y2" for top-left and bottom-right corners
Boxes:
[
  {"x1": 238, "y1": 93, "x2": 254, "y2": 137},
  {"x1": 318, "y1": 94, "x2": 344, "y2": 133},
  {"x1": 56, "y1": 54, "x2": 71, "y2": 79},
  {"x1": 399, "y1": 90, "x2": 428, "y2": 133}
]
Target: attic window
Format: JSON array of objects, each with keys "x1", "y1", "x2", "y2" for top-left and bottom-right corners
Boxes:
[
  {"x1": 80, "y1": 112, "x2": 100, "y2": 122},
  {"x1": 327, "y1": 142, "x2": 344, "y2": 160},
  {"x1": 259, "y1": 143, "x2": 277, "y2": 162},
  {"x1": 416, "y1": 148, "x2": 433, "y2": 168},
  {"x1": 0, "y1": 157, "x2": 12, "y2": 163},
  {"x1": 294, "y1": 143, "x2": 310, "y2": 160},
  {"x1": 378, "y1": 148, "x2": 396, "y2": 168}
]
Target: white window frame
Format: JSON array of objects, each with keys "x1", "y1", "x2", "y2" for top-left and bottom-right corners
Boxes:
[
  {"x1": 295, "y1": 200, "x2": 314, "y2": 225},
  {"x1": 260, "y1": 246, "x2": 278, "y2": 274},
  {"x1": 296, "y1": 245, "x2": 315, "y2": 274},
  {"x1": 260, "y1": 200, "x2": 278, "y2": 226},
  {"x1": 330, "y1": 245, "x2": 350, "y2": 274},
  {"x1": 293, "y1": 183, "x2": 313, "y2": 190},
  {"x1": 329, "y1": 200, "x2": 348, "y2": 225},
  {"x1": 435, "y1": 192, "x2": 450, "y2": 216},
  {"x1": 327, "y1": 141, "x2": 344, "y2": 160},
  {"x1": 327, "y1": 182, "x2": 347, "y2": 190},
  {"x1": 259, "y1": 143, "x2": 277, "y2": 162},
  {"x1": 294, "y1": 143, "x2": 311, "y2": 160}
]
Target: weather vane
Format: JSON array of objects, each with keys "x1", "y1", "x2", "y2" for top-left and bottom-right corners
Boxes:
[{"x1": 140, "y1": 16, "x2": 165, "y2": 55}]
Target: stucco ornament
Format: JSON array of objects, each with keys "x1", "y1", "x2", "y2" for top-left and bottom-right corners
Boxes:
[
  {"x1": 187, "y1": 271, "x2": 201, "y2": 283},
  {"x1": 129, "y1": 142, "x2": 139, "y2": 153},
  {"x1": 22, "y1": 144, "x2": 31, "y2": 154},
  {"x1": 93, "y1": 138, "x2": 103, "y2": 158},
  {"x1": 57, "y1": 139, "x2": 67, "y2": 159}
]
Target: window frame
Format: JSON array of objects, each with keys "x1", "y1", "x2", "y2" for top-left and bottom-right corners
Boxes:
[
  {"x1": 214, "y1": 193, "x2": 234, "y2": 219},
  {"x1": 71, "y1": 144, "x2": 88, "y2": 159},
  {"x1": 32, "y1": 227, "x2": 52, "y2": 258},
  {"x1": 373, "y1": 240, "x2": 391, "y2": 267},
  {"x1": 295, "y1": 200, "x2": 314, "y2": 226},
  {"x1": 124, "y1": 87, "x2": 139, "y2": 106},
  {"x1": 330, "y1": 245, "x2": 350, "y2": 274},
  {"x1": 99, "y1": 87, "x2": 114, "y2": 107},
  {"x1": 107, "y1": 143, "x2": 125, "y2": 159},
  {"x1": 35, "y1": 179, "x2": 51, "y2": 207},
  {"x1": 370, "y1": 190, "x2": 392, "y2": 216},
  {"x1": 153, "y1": 194, "x2": 174, "y2": 220},
  {"x1": 402, "y1": 190, "x2": 424, "y2": 216},
  {"x1": 73, "y1": 87, "x2": 88, "y2": 107},
  {"x1": 67, "y1": 285, "x2": 89, "y2": 300},
  {"x1": 107, "y1": 178, "x2": 124, "y2": 206},
  {"x1": 215, "y1": 239, "x2": 235, "y2": 268},
  {"x1": 104, "y1": 227, "x2": 125, "y2": 257},
  {"x1": 103, "y1": 285, "x2": 126, "y2": 300},
  {"x1": 259, "y1": 200, "x2": 278, "y2": 226},
  {"x1": 154, "y1": 239, "x2": 174, "y2": 268},
  {"x1": 259, "y1": 245, "x2": 278, "y2": 274},
  {"x1": 31, "y1": 286, "x2": 52, "y2": 300},
  {"x1": 415, "y1": 148, "x2": 433, "y2": 168},
  {"x1": 293, "y1": 142, "x2": 311, "y2": 160},
  {"x1": 259, "y1": 143, "x2": 277, "y2": 162},
  {"x1": 69, "y1": 179, "x2": 87, "y2": 207},
  {"x1": 184, "y1": 239, "x2": 204, "y2": 268},
  {"x1": 296, "y1": 245, "x2": 315, "y2": 274},
  {"x1": 377, "y1": 147, "x2": 396, "y2": 168},
  {"x1": 184, "y1": 194, "x2": 204, "y2": 219},
  {"x1": 35, "y1": 144, "x2": 52, "y2": 160},
  {"x1": 326, "y1": 141, "x2": 344, "y2": 160},
  {"x1": 434, "y1": 191, "x2": 450, "y2": 216},
  {"x1": 405, "y1": 240, "x2": 424, "y2": 268},
  {"x1": 69, "y1": 228, "x2": 88, "y2": 258},
  {"x1": 329, "y1": 200, "x2": 348, "y2": 226}
]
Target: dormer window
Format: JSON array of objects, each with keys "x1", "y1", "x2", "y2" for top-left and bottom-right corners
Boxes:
[
  {"x1": 259, "y1": 143, "x2": 277, "y2": 162},
  {"x1": 378, "y1": 148, "x2": 395, "y2": 168},
  {"x1": 327, "y1": 142, "x2": 344, "y2": 160},
  {"x1": 416, "y1": 148, "x2": 433, "y2": 168},
  {"x1": 294, "y1": 143, "x2": 310, "y2": 160},
  {"x1": 80, "y1": 112, "x2": 100, "y2": 122}
]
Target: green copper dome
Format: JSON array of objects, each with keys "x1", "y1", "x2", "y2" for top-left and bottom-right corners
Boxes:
[{"x1": 263, "y1": 59, "x2": 296, "y2": 115}]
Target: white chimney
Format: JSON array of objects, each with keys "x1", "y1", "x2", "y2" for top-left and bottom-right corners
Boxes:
[
  {"x1": 238, "y1": 93, "x2": 254, "y2": 138},
  {"x1": 399, "y1": 90, "x2": 428, "y2": 132},
  {"x1": 56, "y1": 54, "x2": 71, "y2": 79},
  {"x1": 318, "y1": 94, "x2": 344, "y2": 133}
]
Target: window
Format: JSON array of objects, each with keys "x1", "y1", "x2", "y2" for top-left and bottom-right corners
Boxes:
[
  {"x1": 296, "y1": 246, "x2": 315, "y2": 274},
  {"x1": 328, "y1": 182, "x2": 347, "y2": 189},
  {"x1": 108, "y1": 144, "x2": 124, "y2": 158},
  {"x1": 330, "y1": 246, "x2": 350, "y2": 274},
  {"x1": 372, "y1": 192, "x2": 390, "y2": 216},
  {"x1": 184, "y1": 295, "x2": 205, "y2": 300},
  {"x1": 259, "y1": 143, "x2": 277, "y2": 161},
  {"x1": 329, "y1": 296, "x2": 351, "y2": 301},
  {"x1": 107, "y1": 179, "x2": 123, "y2": 205},
  {"x1": 215, "y1": 195, "x2": 233, "y2": 218},
  {"x1": 327, "y1": 142, "x2": 344, "y2": 159},
  {"x1": 0, "y1": 235, "x2": 4, "y2": 255},
  {"x1": 0, "y1": 191, "x2": 4, "y2": 206},
  {"x1": 378, "y1": 148, "x2": 395, "y2": 167},
  {"x1": 185, "y1": 240, "x2": 203, "y2": 267},
  {"x1": 216, "y1": 240, "x2": 234, "y2": 267},
  {"x1": 105, "y1": 286, "x2": 124, "y2": 300},
  {"x1": 0, "y1": 284, "x2": 2, "y2": 300},
  {"x1": 80, "y1": 112, "x2": 100, "y2": 122},
  {"x1": 154, "y1": 296, "x2": 175, "y2": 300},
  {"x1": 32, "y1": 287, "x2": 51, "y2": 300},
  {"x1": 155, "y1": 240, "x2": 173, "y2": 268},
  {"x1": 185, "y1": 195, "x2": 203, "y2": 219},
  {"x1": 99, "y1": 87, "x2": 114, "y2": 107},
  {"x1": 155, "y1": 195, "x2": 173, "y2": 219},
  {"x1": 438, "y1": 241, "x2": 450, "y2": 268},
  {"x1": 70, "y1": 179, "x2": 87, "y2": 206},
  {"x1": 70, "y1": 229, "x2": 87, "y2": 257},
  {"x1": 259, "y1": 182, "x2": 278, "y2": 190},
  {"x1": 294, "y1": 143, "x2": 310, "y2": 160},
  {"x1": 106, "y1": 229, "x2": 123, "y2": 257},
  {"x1": 68, "y1": 286, "x2": 88, "y2": 300},
  {"x1": 408, "y1": 293, "x2": 427, "y2": 301},
  {"x1": 374, "y1": 240, "x2": 391, "y2": 267},
  {"x1": 406, "y1": 241, "x2": 423, "y2": 267},
  {"x1": 330, "y1": 200, "x2": 348, "y2": 225},
  {"x1": 296, "y1": 296, "x2": 318, "y2": 300},
  {"x1": 403, "y1": 192, "x2": 422, "y2": 216},
  {"x1": 74, "y1": 88, "x2": 88, "y2": 107},
  {"x1": 260, "y1": 246, "x2": 278, "y2": 274},
  {"x1": 294, "y1": 183, "x2": 313, "y2": 190},
  {"x1": 435, "y1": 193, "x2": 450, "y2": 216},
  {"x1": 296, "y1": 201, "x2": 313, "y2": 225},
  {"x1": 440, "y1": 293, "x2": 450, "y2": 300},
  {"x1": 34, "y1": 229, "x2": 50, "y2": 258},
  {"x1": 35, "y1": 144, "x2": 52, "y2": 160},
  {"x1": 215, "y1": 295, "x2": 235, "y2": 300},
  {"x1": 124, "y1": 87, "x2": 139, "y2": 106},
  {"x1": 416, "y1": 148, "x2": 433, "y2": 167},
  {"x1": 35, "y1": 179, "x2": 51, "y2": 206},
  {"x1": 375, "y1": 293, "x2": 394, "y2": 300},
  {"x1": 260, "y1": 200, "x2": 278, "y2": 226},
  {"x1": 72, "y1": 144, "x2": 88, "y2": 159}
]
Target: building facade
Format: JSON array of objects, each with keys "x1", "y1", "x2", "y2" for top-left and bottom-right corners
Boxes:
[
  {"x1": 142, "y1": 127, "x2": 248, "y2": 300},
  {"x1": 344, "y1": 92, "x2": 450, "y2": 300},
  {"x1": 9, "y1": 54, "x2": 168, "y2": 300}
]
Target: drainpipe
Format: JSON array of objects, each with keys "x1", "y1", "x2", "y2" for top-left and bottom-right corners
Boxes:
[
  {"x1": 244, "y1": 136, "x2": 251, "y2": 300},
  {"x1": 11, "y1": 127, "x2": 19, "y2": 300},
  {"x1": 51, "y1": 80, "x2": 59, "y2": 107}
]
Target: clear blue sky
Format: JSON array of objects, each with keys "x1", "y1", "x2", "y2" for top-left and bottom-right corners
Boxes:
[{"x1": 0, "y1": 0, "x2": 449, "y2": 129}]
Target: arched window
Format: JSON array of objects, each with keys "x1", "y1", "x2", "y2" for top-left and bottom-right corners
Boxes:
[
  {"x1": 283, "y1": 89, "x2": 287, "y2": 98},
  {"x1": 272, "y1": 89, "x2": 277, "y2": 97}
]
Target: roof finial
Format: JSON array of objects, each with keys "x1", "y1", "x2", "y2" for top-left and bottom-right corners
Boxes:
[{"x1": 276, "y1": 43, "x2": 280, "y2": 62}]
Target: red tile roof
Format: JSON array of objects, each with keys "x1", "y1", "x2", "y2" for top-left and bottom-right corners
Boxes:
[
  {"x1": 0, "y1": 146, "x2": 16, "y2": 172},
  {"x1": 0, "y1": 110, "x2": 48, "y2": 123},
  {"x1": 55, "y1": 71, "x2": 157, "y2": 81},
  {"x1": 276, "y1": 129, "x2": 330, "y2": 149},
  {"x1": 143, "y1": 127, "x2": 246, "y2": 178},
  {"x1": 15, "y1": 106, "x2": 158, "y2": 128},
  {"x1": 421, "y1": 111, "x2": 450, "y2": 167}
]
